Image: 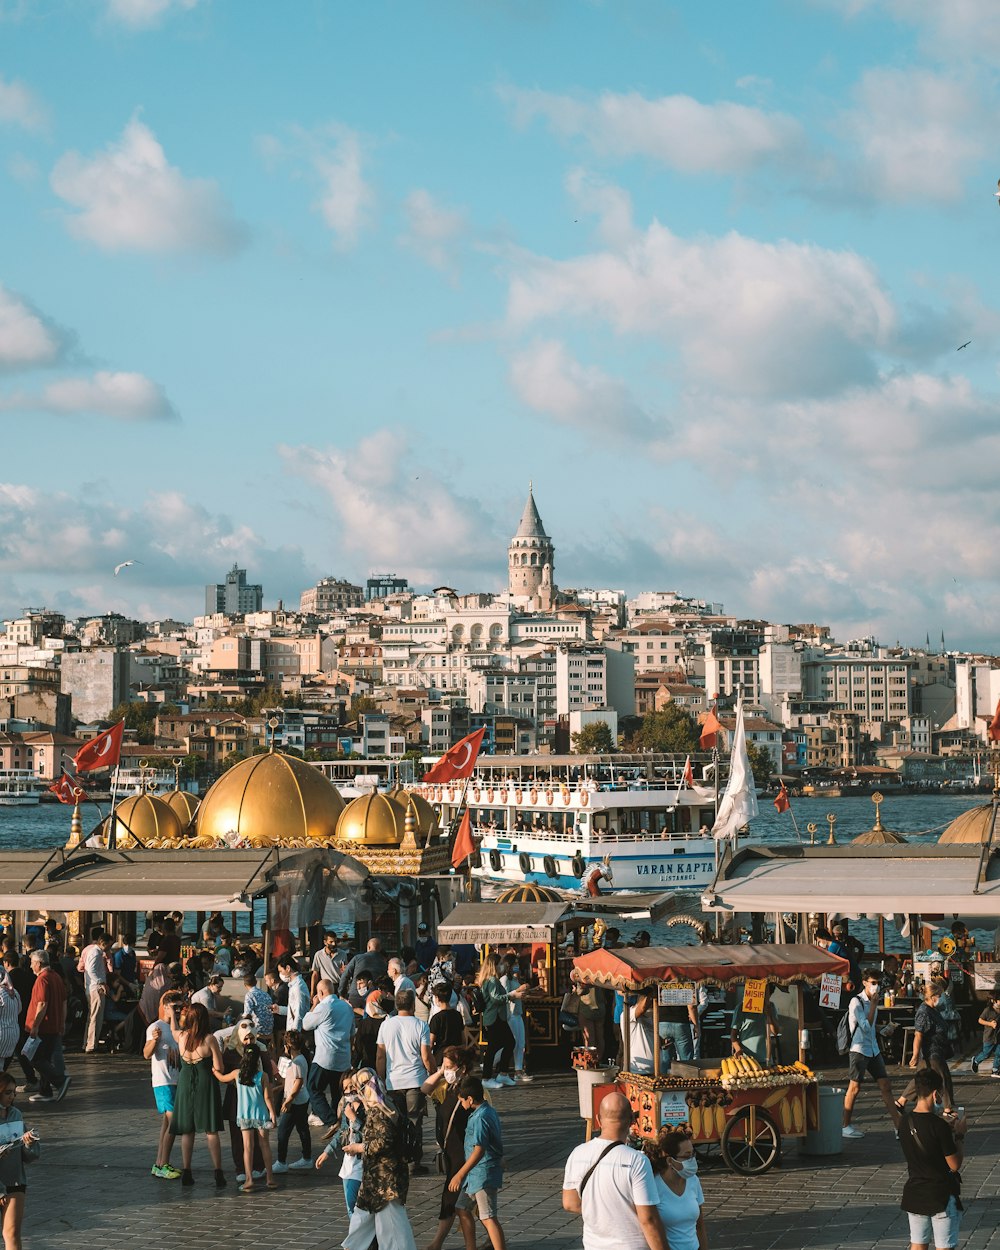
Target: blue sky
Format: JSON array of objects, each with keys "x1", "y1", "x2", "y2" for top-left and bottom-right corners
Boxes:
[{"x1": 3, "y1": 0, "x2": 1000, "y2": 647}]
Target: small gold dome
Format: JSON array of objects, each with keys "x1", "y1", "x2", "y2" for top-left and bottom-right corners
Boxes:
[
  {"x1": 196, "y1": 751, "x2": 345, "y2": 845},
  {"x1": 164, "y1": 789, "x2": 200, "y2": 833},
  {"x1": 939, "y1": 803, "x2": 995, "y2": 845},
  {"x1": 104, "y1": 794, "x2": 185, "y2": 847},
  {"x1": 336, "y1": 791, "x2": 408, "y2": 846},
  {"x1": 852, "y1": 827, "x2": 908, "y2": 845},
  {"x1": 391, "y1": 788, "x2": 440, "y2": 839},
  {"x1": 495, "y1": 883, "x2": 565, "y2": 904}
]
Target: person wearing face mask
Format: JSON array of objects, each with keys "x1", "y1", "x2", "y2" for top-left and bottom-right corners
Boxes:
[
  {"x1": 898, "y1": 1067, "x2": 966, "y2": 1250},
  {"x1": 644, "y1": 1127, "x2": 706, "y2": 1250},
  {"x1": 842, "y1": 968, "x2": 900, "y2": 1140},
  {"x1": 273, "y1": 956, "x2": 310, "y2": 1033},
  {"x1": 421, "y1": 1046, "x2": 485, "y2": 1250}
]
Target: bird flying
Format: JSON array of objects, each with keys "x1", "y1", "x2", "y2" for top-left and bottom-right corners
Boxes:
[
  {"x1": 113, "y1": 560, "x2": 141, "y2": 576},
  {"x1": 957, "y1": 341, "x2": 971, "y2": 351}
]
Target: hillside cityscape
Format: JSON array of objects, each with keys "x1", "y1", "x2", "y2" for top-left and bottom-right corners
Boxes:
[{"x1": 1, "y1": 487, "x2": 996, "y2": 790}]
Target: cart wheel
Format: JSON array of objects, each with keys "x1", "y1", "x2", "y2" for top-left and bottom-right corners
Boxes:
[{"x1": 720, "y1": 1105, "x2": 780, "y2": 1176}]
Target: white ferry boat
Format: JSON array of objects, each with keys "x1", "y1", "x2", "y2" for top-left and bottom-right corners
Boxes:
[
  {"x1": 111, "y1": 766, "x2": 200, "y2": 798},
  {"x1": 414, "y1": 753, "x2": 723, "y2": 892},
  {"x1": 0, "y1": 769, "x2": 43, "y2": 806},
  {"x1": 313, "y1": 757, "x2": 417, "y2": 798}
]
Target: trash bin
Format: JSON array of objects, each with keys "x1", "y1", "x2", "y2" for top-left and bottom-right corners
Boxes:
[
  {"x1": 576, "y1": 1066, "x2": 614, "y2": 1119},
  {"x1": 798, "y1": 1085, "x2": 844, "y2": 1156}
]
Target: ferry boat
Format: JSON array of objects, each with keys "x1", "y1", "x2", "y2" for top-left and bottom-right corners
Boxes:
[
  {"x1": 414, "y1": 753, "x2": 723, "y2": 892},
  {"x1": 0, "y1": 769, "x2": 43, "y2": 806},
  {"x1": 112, "y1": 766, "x2": 178, "y2": 797},
  {"x1": 313, "y1": 757, "x2": 417, "y2": 798}
]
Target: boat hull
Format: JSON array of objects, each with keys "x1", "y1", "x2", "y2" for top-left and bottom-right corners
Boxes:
[{"x1": 472, "y1": 838, "x2": 717, "y2": 892}]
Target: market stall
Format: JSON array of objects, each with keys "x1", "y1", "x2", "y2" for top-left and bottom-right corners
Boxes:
[{"x1": 572, "y1": 943, "x2": 850, "y2": 1174}]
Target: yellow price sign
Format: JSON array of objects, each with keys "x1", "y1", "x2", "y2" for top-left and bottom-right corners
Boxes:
[{"x1": 742, "y1": 977, "x2": 767, "y2": 1014}]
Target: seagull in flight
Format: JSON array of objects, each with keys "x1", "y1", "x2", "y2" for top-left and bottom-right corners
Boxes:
[
  {"x1": 113, "y1": 560, "x2": 142, "y2": 576},
  {"x1": 957, "y1": 341, "x2": 971, "y2": 351}
]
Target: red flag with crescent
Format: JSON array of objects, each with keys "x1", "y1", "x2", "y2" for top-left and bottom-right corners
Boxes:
[
  {"x1": 48, "y1": 772, "x2": 84, "y2": 805},
  {"x1": 989, "y1": 697, "x2": 1000, "y2": 743},
  {"x1": 682, "y1": 756, "x2": 694, "y2": 788},
  {"x1": 451, "y1": 809, "x2": 475, "y2": 869},
  {"x1": 72, "y1": 720, "x2": 124, "y2": 773},
  {"x1": 699, "y1": 709, "x2": 723, "y2": 751},
  {"x1": 773, "y1": 782, "x2": 791, "y2": 814},
  {"x1": 423, "y1": 726, "x2": 487, "y2": 784}
]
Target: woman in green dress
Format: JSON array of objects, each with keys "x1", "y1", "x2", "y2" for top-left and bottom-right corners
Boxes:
[{"x1": 173, "y1": 1002, "x2": 226, "y2": 1187}]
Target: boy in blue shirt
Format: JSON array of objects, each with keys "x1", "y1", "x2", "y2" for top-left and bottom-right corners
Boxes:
[{"x1": 448, "y1": 1074, "x2": 506, "y2": 1250}]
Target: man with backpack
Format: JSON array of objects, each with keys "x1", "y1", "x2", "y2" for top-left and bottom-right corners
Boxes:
[
  {"x1": 840, "y1": 968, "x2": 899, "y2": 1140},
  {"x1": 376, "y1": 988, "x2": 432, "y2": 1174}
]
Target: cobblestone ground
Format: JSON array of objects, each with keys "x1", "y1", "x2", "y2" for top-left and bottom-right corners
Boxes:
[{"x1": 15, "y1": 1054, "x2": 1000, "y2": 1250}]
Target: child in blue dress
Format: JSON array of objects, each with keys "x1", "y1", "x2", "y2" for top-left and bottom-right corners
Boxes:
[{"x1": 216, "y1": 1028, "x2": 278, "y2": 1192}]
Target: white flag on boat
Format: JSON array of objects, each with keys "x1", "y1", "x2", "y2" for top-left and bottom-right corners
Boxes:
[{"x1": 711, "y1": 696, "x2": 758, "y2": 840}]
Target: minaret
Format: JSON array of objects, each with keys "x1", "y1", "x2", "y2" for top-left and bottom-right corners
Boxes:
[{"x1": 508, "y1": 482, "x2": 555, "y2": 609}]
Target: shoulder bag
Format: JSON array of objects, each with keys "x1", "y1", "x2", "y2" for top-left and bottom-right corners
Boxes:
[{"x1": 578, "y1": 1140, "x2": 621, "y2": 1197}]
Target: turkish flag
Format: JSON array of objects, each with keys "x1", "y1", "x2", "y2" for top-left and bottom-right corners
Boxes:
[
  {"x1": 682, "y1": 756, "x2": 694, "y2": 788},
  {"x1": 989, "y1": 697, "x2": 1000, "y2": 743},
  {"x1": 451, "y1": 809, "x2": 475, "y2": 869},
  {"x1": 774, "y1": 783, "x2": 791, "y2": 814},
  {"x1": 48, "y1": 773, "x2": 83, "y2": 804},
  {"x1": 699, "y1": 709, "x2": 723, "y2": 750},
  {"x1": 423, "y1": 726, "x2": 487, "y2": 784},
  {"x1": 73, "y1": 721, "x2": 124, "y2": 773}
]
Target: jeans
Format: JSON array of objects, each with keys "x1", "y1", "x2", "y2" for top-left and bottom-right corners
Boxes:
[
  {"x1": 276, "y1": 1102, "x2": 311, "y2": 1163},
  {"x1": 482, "y1": 1019, "x2": 515, "y2": 1079},
  {"x1": 343, "y1": 1199, "x2": 417, "y2": 1250},
  {"x1": 660, "y1": 1020, "x2": 694, "y2": 1068},
  {"x1": 389, "y1": 1087, "x2": 425, "y2": 1164},
  {"x1": 306, "y1": 1063, "x2": 342, "y2": 1127},
  {"x1": 906, "y1": 1195, "x2": 961, "y2": 1248},
  {"x1": 22, "y1": 1035, "x2": 66, "y2": 1095},
  {"x1": 972, "y1": 1040, "x2": 999, "y2": 1071},
  {"x1": 343, "y1": 1177, "x2": 361, "y2": 1217}
]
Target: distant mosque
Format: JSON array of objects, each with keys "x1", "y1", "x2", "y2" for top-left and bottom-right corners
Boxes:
[{"x1": 507, "y1": 482, "x2": 556, "y2": 611}]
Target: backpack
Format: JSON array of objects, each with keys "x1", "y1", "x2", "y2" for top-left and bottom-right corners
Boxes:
[
  {"x1": 468, "y1": 985, "x2": 486, "y2": 1025},
  {"x1": 398, "y1": 1113, "x2": 423, "y2": 1164},
  {"x1": 835, "y1": 998, "x2": 861, "y2": 1055}
]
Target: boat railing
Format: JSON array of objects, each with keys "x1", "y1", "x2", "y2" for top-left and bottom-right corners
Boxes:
[{"x1": 478, "y1": 827, "x2": 709, "y2": 844}]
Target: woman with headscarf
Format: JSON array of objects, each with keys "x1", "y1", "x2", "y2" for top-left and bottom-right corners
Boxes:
[
  {"x1": 342, "y1": 1067, "x2": 418, "y2": 1250},
  {"x1": 420, "y1": 1045, "x2": 483, "y2": 1250}
]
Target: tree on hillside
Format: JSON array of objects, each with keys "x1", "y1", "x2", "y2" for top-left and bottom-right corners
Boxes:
[
  {"x1": 627, "y1": 706, "x2": 699, "y2": 754},
  {"x1": 351, "y1": 695, "x2": 379, "y2": 716},
  {"x1": 745, "y1": 741, "x2": 775, "y2": 786},
  {"x1": 571, "y1": 721, "x2": 617, "y2": 754}
]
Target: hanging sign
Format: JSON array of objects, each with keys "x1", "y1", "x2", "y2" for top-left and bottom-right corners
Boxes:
[
  {"x1": 742, "y1": 978, "x2": 767, "y2": 1014},
  {"x1": 818, "y1": 973, "x2": 842, "y2": 1008}
]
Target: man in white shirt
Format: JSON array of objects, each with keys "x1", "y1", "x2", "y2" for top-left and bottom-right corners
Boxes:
[
  {"x1": 191, "y1": 975, "x2": 225, "y2": 1023},
  {"x1": 388, "y1": 957, "x2": 415, "y2": 995},
  {"x1": 310, "y1": 932, "x2": 341, "y2": 996},
  {"x1": 376, "y1": 988, "x2": 432, "y2": 1174},
  {"x1": 80, "y1": 929, "x2": 112, "y2": 1053},
  {"x1": 563, "y1": 1092, "x2": 668, "y2": 1250},
  {"x1": 273, "y1": 955, "x2": 310, "y2": 1032},
  {"x1": 842, "y1": 968, "x2": 899, "y2": 1139}
]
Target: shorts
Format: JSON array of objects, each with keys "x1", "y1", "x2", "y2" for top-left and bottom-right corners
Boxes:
[
  {"x1": 1, "y1": 1184, "x2": 26, "y2": 1195},
  {"x1": 848, "y1": 1051, "x2": 887, "y2": 1083},
  {"x1": 906, "y1": 1196, "x2": 961, "y2": 1248},
  {"x1": 154, "y1": 1084, "x2": 177, "y2": 1114},
  {"x1": 455, "y1": 1188, "x2": 499, "y2": 1221}
]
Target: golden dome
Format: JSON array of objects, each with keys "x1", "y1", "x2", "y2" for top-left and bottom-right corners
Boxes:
[
  {"x1": 852, "y1": 827, "x2": 908, "y2": 845},
  {"x1": 391, "y1": 787, "x2": 440, "y2": 839},
  {"x1": 196, "y1": 751, "x2": 345, "y2": 846},
  {"x1": 336, "y1": 791, "x2": 408, "y2": 846},
  {"x1": 103, "y1": 794, "x2": 185, "y2": 847},
  {"x1": 495, "y1": 883, "x2": 565, "y2": 904},
  {"x1": 939, "y1": 803, "x2": 995, "y2": 845},
  {"x1": 163, "y1": 789, "x2": 200, "y2": 832}
]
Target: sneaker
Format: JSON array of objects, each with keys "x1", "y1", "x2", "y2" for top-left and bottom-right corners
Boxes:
[
  {"x1": 28, "y1": 1092, "x2": 56, "y2": 1103},
  {"x1": 971, "y1": 1059, "x2": 979, "y2": 1074},
  {"x1": 54, "y1": 1076, "x2": 71, "y2": 1102},
  {"x1": 19, "y1": 1082, "x2": 38, "y2": 1094},
  {"x1": 272, "y1": 1161, "x2": 289, "y2": 1174},
  {"x1": 288, "y1": 1158, "x2": 312, "y2": 1170},
  {"x1": 515, "y1": 1072, "x2": 534, "y2": 1083},
  {"x1": 160, "y1": 1164, "x2": 181, "y2": 1179},
  {"x1": 482, "y1": 1078, "x2": 504, "y2": 1090},
  {"x1": 252, "y1": 1170, "x2": 265, "y2": 1180},
  {"x1": 992, "y1": 1071, "x2": 1000, "y2": 1079},
  {"x1": 236, "y1": 1174, "x2": 246, "y2": 1184},
  {"x1": 307, "y1": 1114, "x2": 325, "y2": 1127},
  {"x1": 151, "y1": 1164, "x2": 165, "y2": 1178},
  {"x1": 842, "y1": 1125, "x2": 865, "y2": 1139},
  {"x1": 496, "y1": 1075, "x2": 516, "y2": 1087}
]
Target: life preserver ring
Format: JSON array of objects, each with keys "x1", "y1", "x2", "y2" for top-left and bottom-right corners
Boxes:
[
  {"x1": 473, "y1": 787, "x2": 481, "y2": 802},
  {"x1": 561, "y1": 784, "x2": 570, "y2": 805},
  {"x1": 489, "y1": 850, "x2": 502, "y2": 872},
  {"x1": 499, "y1": 788, "x2": 508, "y2": 803},
  {"x1": 666, "y1": 914, "x2": 709, "y2": 941},
  {"x1": 580, "y1": 790, "x2": 589, "y2": 808},
  {"x1": 530, "y1": 787, "x2": 538, "y2": 803},
  {"x1": 571, "y1": 853, "x2": 585, "y2": 878},
  {"x1": 543, "y1": 855, "x2": 557, "y2": 879},
  {"x1": 545, "y1": 788, "x2": 554, "y2": 805},
  {"x1": 515, "y1": 788, "x2": 523, "y2": 804},
  {"x1": 487, "y1": 788, "x2": 494, "y2": 803},
  {"x1": 444, "y1": 786, "x2": 452, "y2": 801},
  {"x1": 518, "y1": 852, "x2": 532, "y2": 874}
]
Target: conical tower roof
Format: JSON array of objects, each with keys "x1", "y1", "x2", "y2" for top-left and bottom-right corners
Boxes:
[{"x1": 515, "y1": 485, "x2": 548, "y2": 539}]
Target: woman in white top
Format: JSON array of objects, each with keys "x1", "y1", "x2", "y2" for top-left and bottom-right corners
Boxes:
[{"x1": 644, "y1": 1127, "x2": 707, "y2": 1250}]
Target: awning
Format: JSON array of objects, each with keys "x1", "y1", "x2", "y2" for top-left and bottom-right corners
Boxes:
[
  {"x1": 704, "y1": 844, "x2": 1000, "y2": 918},
  {"x1": 572, "y1": 942, "x2": 850, "y2": 990},
  {"x1": 438, "y1": 902, "x2": 572, "y2": 944},
  {"x1": 0, "y1": 846, "x2": 366, "y2": 915}
]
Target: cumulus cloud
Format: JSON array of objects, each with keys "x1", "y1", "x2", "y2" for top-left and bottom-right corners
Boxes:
[
  {"x1": 280, "y1": 430, "x2": 500, "y2": 583},
  {"x1": 399, "y1": 188, "x2": 467, "y2": 274},
  {"x1": 0, "y1": 285, "x2": 66, "y2": 371},
  {"x1": 509, "y1": 340, "x2": 656, "y2": 437},
  {"x1": 50, "y1": 117, "x2": 247, "y2": 254},
  {"x1": 827, "y1": 0, "x2": 1000, "y2": 62},
  {"x1": 104, "y1": 0, "x2": 201, "y2": 28},
  {"x1": 0, "y1": 73, "x2": 46, "y2": 132},
  {"x1": 0, "y1": 370, "x2": 176, "y2": 420},
  {"x1": 500, "y1": 85, "x2": 806, "y2": 174}
]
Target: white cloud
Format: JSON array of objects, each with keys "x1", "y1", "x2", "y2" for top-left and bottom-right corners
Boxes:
[
  {"x1": 399, "y1": 188, "x2": 467, "y2": 274},
  {"x1": 500, "y1": 85, "x2": 805, "y2": 174},
  {"x1": 0, "y1": 370, "x2": 175, "y2": 420},
  {"x1": 0, "y1": 73, "x2": 46, "y2": 131},
  {"x1": 506, "y1": 216, "x2": 895, "y2": 399},
  {"x1": 0, "y1": 285, "x2": 65, "y2": 371},
  {"x1": 104, "y1": 0, "x2": 201, "y2": 29},
  {"x1": 50, "y1": 117, "x2": 247, "y2": 254},
  {"x1": 280, "y1": 430, "x2": 499, "y2": 583},
  {"x1": 827, "y1": 0, "x2": 1000, "y2": 61},
  {"x1": 837, "y1": 68, "x2": 984, "y2": 203},
  {"x1": 509, "y1": 340, "x2": 655, "y2": 437}
]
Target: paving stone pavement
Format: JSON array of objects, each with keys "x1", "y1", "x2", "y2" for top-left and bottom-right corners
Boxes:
[{"x1": 14, "y1": 1054, "x2": 1000, "y2": 1250}]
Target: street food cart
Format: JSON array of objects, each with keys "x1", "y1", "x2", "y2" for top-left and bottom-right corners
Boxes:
[{"x1": 572, "y1": 943, "x2": 850, "y2": 1174}]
